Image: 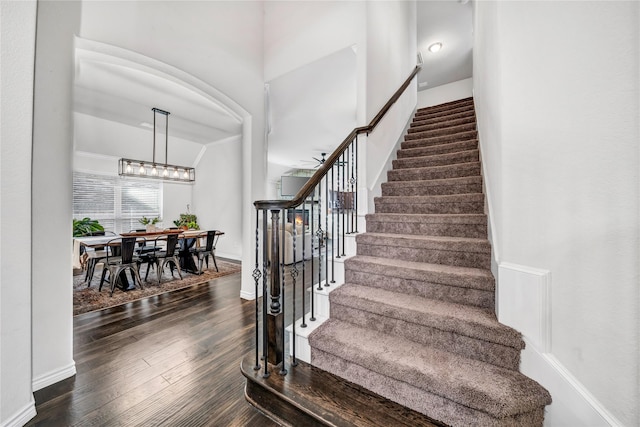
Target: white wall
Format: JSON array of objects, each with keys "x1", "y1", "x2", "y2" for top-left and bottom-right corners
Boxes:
[
  {"x1": 417, "y1": 77, "x2": 473, "y2": 109},
  {"x1": 263, "y1": 1, "x2": 365, "y2": 83},
  {"x1": 192, "y1": 139, "x2": 243, "y2": 260},
  {"x1": 474, "y1": 1, "x2": 639, "y2": 425},
  {"x1": 363, "y1": 1, "x2": 418, "y2": 212},
  {"x1": 0, "y1": 1, "x2": 37, "y2": 425},
  {"x1": 31, "y1": 0, "x2": 81, "y2": 393},
  {"x1": 78, "y1": 1, "x2": 266, "y2": 299}
]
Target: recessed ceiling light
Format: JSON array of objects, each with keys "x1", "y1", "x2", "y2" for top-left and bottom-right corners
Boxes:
[{"x1": 428, "y1": 42, "x2": 443, "y2": 53}]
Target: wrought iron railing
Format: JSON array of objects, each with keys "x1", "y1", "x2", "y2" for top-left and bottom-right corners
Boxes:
[{"x1": 252, "y1": 65, "x2": 421, "y2": 377}]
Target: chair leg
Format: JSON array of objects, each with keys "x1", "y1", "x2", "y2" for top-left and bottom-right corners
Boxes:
[
  {"x1": 85, "y1": 258, "x2": 94, "y2": 286},
  {"x1": 131, "y1": 266, "x2": 144, "y2": 290},
  {"x1": 172, "y1": 256, "x2": 183, "y2": 280},
  {"x1": 99, "y1": 267, "x2": 108, "y2": 292},
  {"x1": 110, "y1": 266, "x2": 121, "y2": 296},
  {"x1": 212, "y1": 253, "x2": 218, "y2": 272}
]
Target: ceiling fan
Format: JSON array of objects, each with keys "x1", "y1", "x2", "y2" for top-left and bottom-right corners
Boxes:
[{"x1": 312, "y1": 153, "x2": 327, "y2": 168}]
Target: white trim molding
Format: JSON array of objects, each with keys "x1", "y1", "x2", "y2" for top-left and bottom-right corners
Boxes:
[
  {"x1": 0, "y1": 398, "x2": 36, "y2": 427},
  {"x1": 32, "y1": 361, "x2": 76, "y2": 392}
]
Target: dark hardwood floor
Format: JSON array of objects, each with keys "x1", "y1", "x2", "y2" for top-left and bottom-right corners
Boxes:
[{"x1": 27, "y1": 270, "x2": 277, "y2": 427}]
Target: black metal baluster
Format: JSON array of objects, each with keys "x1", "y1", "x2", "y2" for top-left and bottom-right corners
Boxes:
[
  {"x1": 346, "y1": 143, "x2": 352, "y2": 234},
  {"x1": 354, "y1": 137, "x2": 359, "y2": 233},
  {"x1": 317, "y1": 180, "x2": 324, "y2": 292},
  {"x1": 336, "y1": 159, "x2": 341, "y2": 260},
  {"x1": 301, "y1": 199, "x2": 307, "y2": 328},
  {"x1": 350, "y1": 141, "x2": 355, "y2": 234},
  {"x1": 280, "y1": 209, "x2": 287, "y2": 376},
  {"x1": 324, "y1": 174, "x2": 329, "y2": 288},
  {"x1": 291, "y1": 218, "x2": 298, "y2": 367},
  {"x1": 341, "y1": 150, "x2": 346, "y2": 256},
  {"x1": 253, "y1": 211, "x2": 261, "y2": 371},
  {"x1": 309, "y1": 191, "x2": 316, "y2": 322},
  {"x1": 261, "y1": 211, "x2": 269, "y2": 378},
  {"x1": 330, "y1": 165, "x2": 335, "y2": 284}
]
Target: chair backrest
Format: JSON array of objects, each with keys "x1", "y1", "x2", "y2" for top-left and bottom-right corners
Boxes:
[
  {"x1": 120, "y1": 237, "x2": 138, "y2": 263},
  {"x1": 204, "y1": 230, "x2": 217, "y2": 252},
  {"x1": 164, "y1": 233, "x2": 179, "y2": 257}
]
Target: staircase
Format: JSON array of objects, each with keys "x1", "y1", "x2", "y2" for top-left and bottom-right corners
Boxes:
[{"x1": 307, "y1": 97, "x2": 552, "y2": 426}]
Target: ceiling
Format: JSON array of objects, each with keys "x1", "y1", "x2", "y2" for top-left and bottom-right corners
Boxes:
[
  {"x1": 74, "y1": 1, "x2": 472, "y2": 169},
  {"x1": 416, "y1": 0, "x2": 473, "y2": 90}
]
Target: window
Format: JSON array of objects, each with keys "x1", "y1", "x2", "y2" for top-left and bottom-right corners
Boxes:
[{"x1": 73, "y1": 172, "x2": 162, "y2": 233}]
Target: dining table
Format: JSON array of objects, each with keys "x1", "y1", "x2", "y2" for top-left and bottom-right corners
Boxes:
[{"x1": 74, "y1": 229, "x2": 225, "y2": 289}]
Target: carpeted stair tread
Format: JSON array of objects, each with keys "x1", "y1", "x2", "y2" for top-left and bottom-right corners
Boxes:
[
  {"x1": 344, "y1": 255, "x2": 496, "y2": 309},
  {"x1": 345, "y1": 255, "x2": 494, "y2": 291},
  {"x1": 416, "y1": 97, "x2": 473, "y2": 115},
  {"x1": 393, "y1": 149, "x2": 479, "y2": 169},
  {"x1": 402, "y1": 130, "x2": 478, "y2": 148},
  {"x1": 396, "y1": 139, "x2": 478, "y2": 159},
  {"x1": 381, "y1": 176, "x2": 483, "y2": 197},
  {"x1": 374, "y1": 194, "x2": 484, "y2": 215},
  {"x1": 414, "y1": 104, "x2": 476, "y2": 123},
  {"x1": 412, "y1": 109, "x2": 475, "y2": 126},
  {"x1": 357, "y1": 232, "x2": 490, "y2": 251},
  {"x1": 356, "y1": 232, "x2": 491, "y2": 268},
  {"x1": 366, "y1": 212, "x2": 487, "y2": 237},
  {"x1": 330, "y1": 284, "x2": 523, "y2": 349},
  {"x1": 375, "y1": 193, "x2": 484, "y2": 205},
  {"x1": 405, "y1": 123, "x2": 476, "y2": 141},
  {"x1": 408, "y1": 116, "x2": 476, "y2": 134},
  {"x1": 387, "y1": 162, "x2": 481, "y2": 182},
  {"x1": 366, "y1": 212, "x2": 487, "y2": 225},
  {"x1": 309, "y1": 319, "x2": 552, "y2": 419}
]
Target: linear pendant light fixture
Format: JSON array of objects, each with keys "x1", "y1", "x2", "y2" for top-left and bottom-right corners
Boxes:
[{"x1": 118, "y1": 107, "x2": 195, "y2": 183}]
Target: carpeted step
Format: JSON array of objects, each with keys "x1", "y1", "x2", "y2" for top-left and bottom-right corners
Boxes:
[
  {"x1": 366, "y1": 213, "x2": 487, "y2": 238},
  {"x1": 406, "y1": 122, "x2": 476, "y2": 141},
  {"x1": 402, "y1": 130, "x2": 478, "y2": 149},
  {"x1": 408, "y1": 115, "x2": 476, "y2": 135},
  {"x1": 387, "y1": 162, "x2": 481, "y2": 182},
  {"x1": 309, "y1": 319, "x2": 552, "y2": 427},
  {"x1": 356, "y1": 232, "x2": 491, "y2": 269},
  {"x1": 412, "y1": 108, "x2": 475, "y2": 127},
  {"x1": 345, "y1": 255, "x2": 495, "y2": 309},
  {"x1": 415, "y1": 97, "x2": 474, "y2": 116},
  {"x1": 329, "y1": 283, "x2": 523, "y2": 370},
  {"x1": 415, "y1": 103, "x2": 476, "y2": 122},
  {"x1": 381, "y1": 176, "x2": 483, "y2": 197},
  {"x1": 397, "y1": 139, "x2": 478, "y2": 159},
  {"x1": 393, "y1": 149, "x2": 479, "y2": 170},
  {"x1": 374, "y1": 193, "x2": 484, "y2": 215}
]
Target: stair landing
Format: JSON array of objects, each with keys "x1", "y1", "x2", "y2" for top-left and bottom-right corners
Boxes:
[{"x1": 241, "y1": 352, "x2": 444, "y2": 427}]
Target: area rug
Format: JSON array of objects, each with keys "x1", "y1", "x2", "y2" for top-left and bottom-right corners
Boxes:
[{"x1": 73, "y1": 259, "x2": 242, "y2": 316}]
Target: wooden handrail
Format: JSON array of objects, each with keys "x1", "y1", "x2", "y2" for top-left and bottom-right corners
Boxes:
[{"x1": 254, "y1": 64, "x2": 421, "y2": 210}]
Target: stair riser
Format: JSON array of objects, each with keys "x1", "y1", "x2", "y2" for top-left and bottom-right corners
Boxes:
[
  {"x1": 366, "y1": 220, "x2": 487, "y2": 238},
  {"x1": 412, "y1": 110, "x2": 475, "y2": 127},
  {"x1": 311, "y1": 349, "x2": 545, "y2": 427},
  {"x1": 345, "y1": 269, "x2": 494, "y2": 309},
  {"x1": 397, "y1": 140, "x2": 478, "y2": 159},
  {"x1": 415, "y1": 106, "x2": 476, "y2": 123},
  {"x1": 405, "y1": 123, "x2": 476, "y2": 141},
  {"x1": 409, "y1": 116, "x2": 476, "y2": 134},
  {"x1": 331, "y1": 303, "x2": 520, "y2": 370},
  {"x1": 402, "y1": 130, "x2": 478, "y2": 148},
  {"x1": 393, "y1": 150, "x2": 479, "y2": 169},
  {"x1": 381, "y1": 181, "x2": 483, "y2": 197},
  {"x1": 387, "y1": 163, "x2": 481, "y2": 182},
  {"x1": 375, "y1": 202, "x2": 484, "y2": 215},
  {"x1": 357, "y1": 243, "x2": 491, "y2": 269},
  {"x1": 416, "y1": 99, "x2": 474, "y2": 116}
]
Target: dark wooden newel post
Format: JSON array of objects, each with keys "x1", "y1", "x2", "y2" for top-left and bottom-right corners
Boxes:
[{"x1": 267, "y1": 209, "x2": 284, "y2": 366}]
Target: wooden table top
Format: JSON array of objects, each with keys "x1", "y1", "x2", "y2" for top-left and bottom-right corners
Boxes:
[{"x1": 75, "y1": 230, "x2": 224, "y2": 248}]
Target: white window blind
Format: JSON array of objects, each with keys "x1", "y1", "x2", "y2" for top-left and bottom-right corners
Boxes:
[{"x1": 73, "y1": 172, "x2": 162, "y2": 234}]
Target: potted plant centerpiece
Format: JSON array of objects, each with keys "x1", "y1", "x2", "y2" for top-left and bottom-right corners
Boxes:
[{"x1": 139, "y1": 216, "x2": 161, "y2": 232}]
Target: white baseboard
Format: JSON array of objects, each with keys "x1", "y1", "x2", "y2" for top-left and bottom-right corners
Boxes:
[
  {"x1": 520, "y1": 339, "x2": 624, "y2": 427},
  {"x1": 0, "y1": 398, "x2": 36, "y2": 427},
  {"x1": 240, "y1": 289, "x2": 256, "y2": 300},
  {"x1": 32, "y1": 361, "x2": 76, "y2": 391}
]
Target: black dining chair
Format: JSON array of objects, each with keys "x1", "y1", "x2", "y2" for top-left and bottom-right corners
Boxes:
[
  {"x1": 191, "y1": 230, "x2": 219, "y2": 273},
  {"x1": 84, "y1": 230, "x2": 117, "y2": 288},
  {"x1": 153, "y1": 233, "x2": 183, "y2": 284},
  {"x1": 99, "y1": 237, "x2": 144, "y2": 296}
]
